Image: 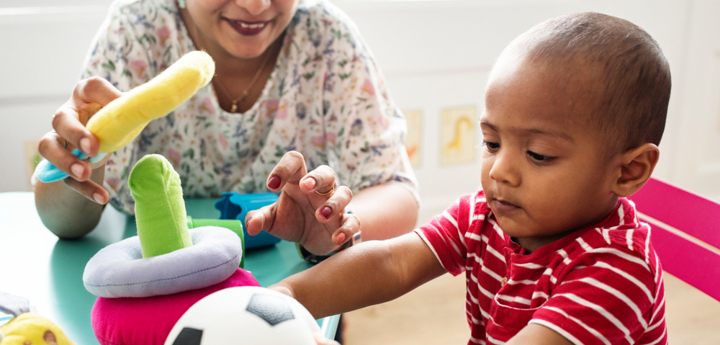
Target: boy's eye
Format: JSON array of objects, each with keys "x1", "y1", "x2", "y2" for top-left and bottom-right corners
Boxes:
[
  {"x1": 482, "y1": 142, "x2": 500, "y2": 151},
  {"x1": 527, "y1": 151, "x2": 553, "y2": 162}
]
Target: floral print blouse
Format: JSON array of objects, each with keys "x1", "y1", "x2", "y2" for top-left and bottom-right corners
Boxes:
[{"x1": 83, "y1": 0, "x2": 418, "y2": 214}]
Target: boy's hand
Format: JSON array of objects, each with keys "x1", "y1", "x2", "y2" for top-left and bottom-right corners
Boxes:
[
  {"x1": 37, "y1": 77, "x2": 121, "y2": 204},
  {"x1": 269, "y1": 284, "x2": 341, "y2": 345},
  {"x1": 314, "y1": 334, "x2": 341, "y2": 345},
  {"x1": 267, "y1": 284, "x2": 295, "y2": 299},
  {"x1": 245, "y1": 151, "x2": 361, "y2": 255}
]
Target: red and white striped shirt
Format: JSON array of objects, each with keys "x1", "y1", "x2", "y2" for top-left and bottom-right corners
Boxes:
[{"x1": 414, "y1": 189, "x2": 667, "y2": 345}]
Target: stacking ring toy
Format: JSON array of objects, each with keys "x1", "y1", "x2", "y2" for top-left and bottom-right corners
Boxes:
[
  {"x1": 83, "y1": 154, "x2": 258, "y2": 345},
  {"x1": 83, "y1": 227, "x2": 242, "y2": 298}
]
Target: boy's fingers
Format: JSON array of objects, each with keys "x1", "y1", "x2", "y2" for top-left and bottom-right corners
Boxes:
[
  {"x1": 315, "y1": 186, "x2": 352, "y2": 223},
  {"x1": 267, "y1": 151, "x2": 308, "y2": 191},
  {"x1": 302, "y1": 165, "x2": 336, "y2": 195},
  {"x1": 52, "y1": 105, "x2": 98, "y2": 157},
  {"x1": 314, "y1": 334, "x2": 341, "y2": 345},
  {"x1": 37, "y1": 132, "x2": 91, "y2": 181},
  {"x1": 267, "y1": 285, "x2": 295, "y2": 299},
  {"x1": 64, "y1": 177, "x2": 108, "y2": 204}
]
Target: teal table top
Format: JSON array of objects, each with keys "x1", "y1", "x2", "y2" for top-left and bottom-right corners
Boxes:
[{"x1": 0, "y1": 192, "x2": 337, "y2": 344}]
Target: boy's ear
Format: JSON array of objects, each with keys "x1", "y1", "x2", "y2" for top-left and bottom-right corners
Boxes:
[{"x1": 611, "y1": 143, "x2": 660, "y2": 197}]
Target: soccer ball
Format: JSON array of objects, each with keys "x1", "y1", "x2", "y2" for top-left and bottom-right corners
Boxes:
[{"x1": 164, "y1": 286, "x2": 321, "y2": 345}]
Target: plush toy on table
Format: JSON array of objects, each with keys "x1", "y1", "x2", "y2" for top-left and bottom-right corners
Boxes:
[
  {"x1": 34, "y1": 50, "x2": 215, "y2": 183},
  {"x1": 85, "y1": 155, "x2": 321, "y2": 345},
  {"x1": 61, "y1": 51, "x2": 321, "y2": 345},
  {"x1": 0, "y1": 292, "x2": 75, "y2": 345},
  {"x1": 83, "y1": 154, "x2": 259, "y2": 345},
  {"x1": 165, "y1": 286, "x2": 320, "y2": 345}
]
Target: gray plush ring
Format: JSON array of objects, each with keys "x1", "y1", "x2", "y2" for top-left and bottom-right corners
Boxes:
[{"x1": 83, "y1": 227, "x2": 242, "y2": 298}]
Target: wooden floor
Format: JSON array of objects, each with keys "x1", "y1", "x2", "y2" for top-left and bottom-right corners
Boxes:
[{"x1": 340, "y1": 207, "x2": 720, "y2": 344}]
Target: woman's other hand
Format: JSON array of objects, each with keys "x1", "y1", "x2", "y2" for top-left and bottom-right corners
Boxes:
[
  {"x1": 37, "y1": 77, "x2": 122, "y2": 204},
  {"x1": 245, "y1": 151, "x2": 360, "y2": 255}
]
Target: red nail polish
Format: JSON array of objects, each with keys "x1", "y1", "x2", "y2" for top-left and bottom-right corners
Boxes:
[
  {"x1": 337, "y1": 233, "x2": 346, "y2": 243},
  {"x1": 267, "y1": 175, "x2": 281, "y2": 189},
  {"x1": 321, "y1": 206, "x2": 332, "y2": 219}
]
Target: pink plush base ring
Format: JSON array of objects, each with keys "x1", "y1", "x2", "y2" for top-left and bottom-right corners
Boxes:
[{"x1": 92, "y1": 268, "x2": 259, "y2": 345}]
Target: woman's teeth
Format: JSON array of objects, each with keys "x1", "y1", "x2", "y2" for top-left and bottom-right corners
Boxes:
[{"x1": 239, "y1": 22, "x2": 265, "y2": 29}]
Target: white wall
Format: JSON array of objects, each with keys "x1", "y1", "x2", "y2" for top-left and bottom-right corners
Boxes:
[
  {"x1": 334, "y1": 0, "x2": 719, "y2": 214},
  {"x1": 1, "y1": 1, "x2": 718, "y2": 216},
  {"x1": 0, "y1": 2, "x2": 113, "y2": 191}
]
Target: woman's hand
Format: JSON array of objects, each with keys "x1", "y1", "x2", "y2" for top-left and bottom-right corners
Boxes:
[
  {"x1": 245, "y1": 151, "x2": 360, "y2": 255},
  {"x1": 37, "y1": 77, "x2": 122, "y2": 204}
]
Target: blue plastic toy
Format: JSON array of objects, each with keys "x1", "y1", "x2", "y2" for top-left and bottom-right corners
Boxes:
[
  {"x1": 215, "y1": 193, "x2": 281, "y2": 249},
  {"x1": 34, "y1": 149, "x2": 107, "y2": 183}
]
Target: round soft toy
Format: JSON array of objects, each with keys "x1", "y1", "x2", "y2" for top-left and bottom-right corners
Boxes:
[
  {"x1": 0, "y1": 292, "x2": 75, "y2": 345},
  {"x1": 0, "y1": 313, "x2": 76, "y2": 345},
  {"x1": 34, "y1": 50, "x2": 215, "y2": 183},
  {"x1": 84, "y1": 154, "x2": 258, "y2": 345},
  {"x1": 164, "y1": 287, "x2": 320, "y2": 345}
]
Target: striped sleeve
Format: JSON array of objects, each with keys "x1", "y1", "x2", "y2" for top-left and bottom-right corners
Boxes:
[
  {"x1": 530, "y1": 246, "x2": 661, "y2": 345},
  {"x1": 414, "y1": 194, "x2": 473, "y2": 276}
]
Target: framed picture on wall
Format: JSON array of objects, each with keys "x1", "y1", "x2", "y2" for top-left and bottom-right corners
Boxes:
[
  {"x1": 403, "y1": 109, "x2": 422, "y2": 168},
  {"x1": 440, "y1": 106, "x2": 476, "y2": 166}
]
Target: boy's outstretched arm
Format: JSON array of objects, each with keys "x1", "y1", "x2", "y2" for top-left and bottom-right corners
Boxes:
[{"x1": 270, "y1": 232, "x2": 446, "y2": 319}]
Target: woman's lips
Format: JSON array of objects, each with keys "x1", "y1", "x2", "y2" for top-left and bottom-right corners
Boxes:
[
  {"x1": 226, "y1": 20, "x2": 269, "y2": 36},
  {"x1": 492, "y1": 199, "x2": 520, "y2": 213}
]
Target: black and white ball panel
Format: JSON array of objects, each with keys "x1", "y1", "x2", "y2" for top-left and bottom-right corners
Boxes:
[
  {"x1": 246, "y1": 293, "x2": 296, "y2": 326},
  {"x1": 171, "y1": 327, "x2": 203, "y2": 345},
  {"x1": 164, "y1": 286, "x2": 320, "y2": 345}
]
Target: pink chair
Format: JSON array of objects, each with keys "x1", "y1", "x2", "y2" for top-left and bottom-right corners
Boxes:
[{"x1": 628, "y1": 177, "x2": 720, "y2": 301}]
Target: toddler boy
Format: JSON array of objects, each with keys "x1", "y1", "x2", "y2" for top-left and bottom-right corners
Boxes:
[{"x1": 272, "y1": 12, "x2": 670, "y2": 345}]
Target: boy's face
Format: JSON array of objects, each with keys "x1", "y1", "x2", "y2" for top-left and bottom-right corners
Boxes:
[{"x1": 480, "y1": 53, "x2": 621, "y2": 252}]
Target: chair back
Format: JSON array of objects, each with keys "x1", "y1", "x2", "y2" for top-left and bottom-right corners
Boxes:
[{"x1": 628, "y1": 177, "x2": 720, "y2": 301}]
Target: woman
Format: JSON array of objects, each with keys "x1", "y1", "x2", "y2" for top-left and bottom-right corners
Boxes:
[{"x1": 35, "y1": 0, "x2": 418, "y2": 258}]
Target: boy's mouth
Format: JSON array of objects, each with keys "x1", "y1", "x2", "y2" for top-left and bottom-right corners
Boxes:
[{"x1": 491, "y1": 198, "x2": 520, "y2": 213}]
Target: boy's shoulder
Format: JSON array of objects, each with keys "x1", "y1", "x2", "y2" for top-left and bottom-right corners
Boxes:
[
  {"x1": 469, "y1": 193, "x2": 660, "y2": 272},
  {"x1": 559, "y1": 199, "x2": 662, "y2": 276}
]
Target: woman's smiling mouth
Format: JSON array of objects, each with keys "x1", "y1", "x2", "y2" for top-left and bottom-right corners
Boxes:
[{"x1": 226, "y1": 19, "x2": 269, "y2": 36}]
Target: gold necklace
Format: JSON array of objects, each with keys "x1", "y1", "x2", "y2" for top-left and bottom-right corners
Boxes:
[{"x1": 214, "y1": 48, "x2": 274, "y2": 113}]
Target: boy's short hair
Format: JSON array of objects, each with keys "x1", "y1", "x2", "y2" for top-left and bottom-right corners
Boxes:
[{"x1": 509, "y1": 12, "x2": 671, "y2": 152}]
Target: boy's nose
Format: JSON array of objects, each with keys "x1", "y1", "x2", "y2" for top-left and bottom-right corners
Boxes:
[
  {"x1": 488, "y1": 153, "x2": 520, "y2": 186},
  {"x1": 235, "y1": 0, "x2": 271, "y2": 16}
]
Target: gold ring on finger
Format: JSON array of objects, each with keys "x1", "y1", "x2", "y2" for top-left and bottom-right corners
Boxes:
[{"x1": 315, "y1": 181, "x2": 337, "y2": 196}]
